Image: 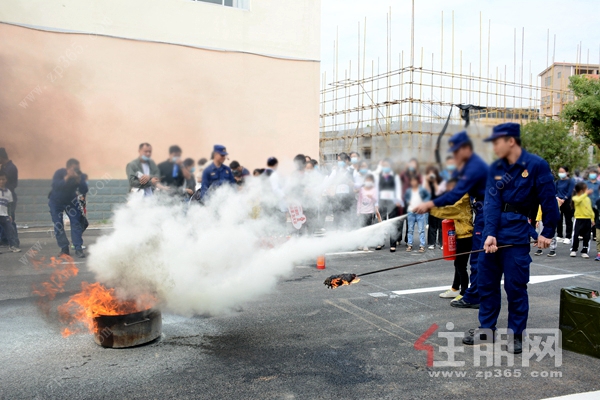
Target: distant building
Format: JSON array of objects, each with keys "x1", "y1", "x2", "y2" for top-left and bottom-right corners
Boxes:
[
  {"x1": 469, "y1": 107, "x2": 539, "y2": 126},
  {"x1": 538, "y1": 62, "x2": 599, "y2": 118}
]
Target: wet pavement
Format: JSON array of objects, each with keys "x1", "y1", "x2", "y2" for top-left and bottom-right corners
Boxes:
[{"x1": 2, "y1": 229, "x2": 600, "y2": 399}]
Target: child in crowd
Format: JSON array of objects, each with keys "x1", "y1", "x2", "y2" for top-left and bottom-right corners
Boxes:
[
  {"x1": 534, "y1": 202, "x2": 558, "y2": 257},
  {"x1": 0, "y1": 172, "x2": 20, "y2": 253},
  {"x1": 430, "y1": 178, "x2": 473, "y2": 300},
  {"x1": 404, "y1": 176, "x2": 431, "y2": 252},
  {"x1": 357, "y1": 174, "x2": 380, "y2": 251},
  {"x1": 571, "y1": 182, "x2": 594, "y2": 258}
]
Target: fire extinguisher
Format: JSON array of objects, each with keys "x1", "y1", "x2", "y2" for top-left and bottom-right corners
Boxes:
[{"x1": 442, "y1": 219, "x2": 457, "y2": 261}]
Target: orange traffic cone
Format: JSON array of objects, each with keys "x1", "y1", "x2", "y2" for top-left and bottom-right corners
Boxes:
[{"x1": 317, "y1": 255, "x2": 326, "y2": 270}]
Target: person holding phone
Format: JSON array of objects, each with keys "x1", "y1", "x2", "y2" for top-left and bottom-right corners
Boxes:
[{"x1": 48, "y1": 158, "x2": 88, "y2": 258}]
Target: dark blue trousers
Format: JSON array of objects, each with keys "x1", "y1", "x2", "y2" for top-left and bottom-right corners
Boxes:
[
  {"x1": 461, "y1": 210, "x2": 484, "y2": 304},
  {"x1": 0, "y1": 200, "x2": 19, "y2": 247},
  {"x1": 0, "y1": 216, "x2": 18, "y2": 247},
  {"x1": 477, "y1": 245, "x2": 531, "y2": 335},
  {"x1": 48, "y1": 200, "x2": 84, "y2": 251}
]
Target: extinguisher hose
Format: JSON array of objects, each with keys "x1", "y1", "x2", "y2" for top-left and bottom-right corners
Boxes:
[{"x1": 357, "y1": 243, "x2": 526, "y2": 278}]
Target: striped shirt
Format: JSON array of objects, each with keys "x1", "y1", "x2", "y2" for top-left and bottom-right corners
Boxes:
[{"x1": 0, "y1": 188, "x2": 13, "y2": 217}]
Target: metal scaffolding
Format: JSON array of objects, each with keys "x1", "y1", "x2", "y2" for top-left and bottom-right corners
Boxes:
[{"x1": 319, "y1": 6, "x2": 575, "y2": 163}]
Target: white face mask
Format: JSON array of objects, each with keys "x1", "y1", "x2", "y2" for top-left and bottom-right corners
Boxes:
[{"x1": 364, "y1": 182, "x2": 374, "y2": 188}]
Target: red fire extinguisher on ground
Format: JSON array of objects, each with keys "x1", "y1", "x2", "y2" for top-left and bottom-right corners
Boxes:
[{"x1": 442, "y1": 219, "x2": 457, "y2": 261}]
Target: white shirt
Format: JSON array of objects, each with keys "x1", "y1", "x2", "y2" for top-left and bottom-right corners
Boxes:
[
  {"x1": 141, "y1": 162, "x2": 153, "y2": 197},
  {"x1": 0, "y1": 188, "x2": 12, "y2": 216},
  {"x1": 408, "y1": 188, "x2": 423, "y2": 212},
  {"x1": 268, "y1": 169, "x2": 287, "y2": 212}
]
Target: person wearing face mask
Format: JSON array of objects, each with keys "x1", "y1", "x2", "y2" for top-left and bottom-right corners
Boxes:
[
  {"x1": 555, "y1": 166, "x2": 575, "y2": 244},
  {"x1": 585, "y1": 168, "x2": 600, "y2": 241},
  {"x1": 158, "y1": 145, "x2": 191, "y2": 191},
  {"x1": 127, "y1": 142, "x2": 161, "y2": 197},
  {"x1": 353, "y1": 161, "x2": 371, "y2": 189},
  {"x1": 441, "y1": 155, "x2": 457, "y2": 181},
  {"x1": 374, "y1": 159, "x2": 403, "y2": 251},
  {"x1": 357, "y1": 174, "x2": 380, "y2": 250},
  {"x1": 349, "y1": 151, "x2": 361, "y2": 178}
]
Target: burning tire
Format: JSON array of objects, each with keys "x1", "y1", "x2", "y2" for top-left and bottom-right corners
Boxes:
[{"x1": 93, "y1": 308, "x2": 162, "y2": 348}]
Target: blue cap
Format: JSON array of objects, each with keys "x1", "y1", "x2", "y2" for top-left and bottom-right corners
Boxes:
[
  {"x1": 447, "y1": 131, "x2": 471, "y2": 153},
  {"x1": 213, "y1": 144, "x2": 228, "y2": 156},
  {"x1": 484, "y1": 123, "x2": 521, "y2": 142}
]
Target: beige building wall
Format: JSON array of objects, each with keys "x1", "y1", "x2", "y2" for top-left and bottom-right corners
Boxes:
[
  {"x1": 0, "y1": 0, "x2": 320, "y2": 61},
  {"x1": 0, "y1": 0, "x2": 320, "y2": 179},
  {"x1": 539, "y1": 62, "x2": 599, "y2": 118}
]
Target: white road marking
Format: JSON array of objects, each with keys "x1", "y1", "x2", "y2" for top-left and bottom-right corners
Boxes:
[
  {"x1": 370, "y1": 274, "x2": 582, "y2": 297},
  {"x1": 390, "y1": 285, "x2": 450, "y2": 296},
  {"x1": 541, "y1": 390, "x2": 600, "y2": 400},
  {"x1": 325, "y1": 250, "x2": 373, "y2": 256},
  {"x1": 529, "y1": 274, "x2": 582, "y2": 284}
]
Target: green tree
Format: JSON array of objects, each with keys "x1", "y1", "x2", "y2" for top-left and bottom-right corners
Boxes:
[
  {"x1": 562, "y1": 75, "x2": 600, "y2": 146},
  {"x1": 521, "y1": 119, "x2": 591, "y2": 173}
]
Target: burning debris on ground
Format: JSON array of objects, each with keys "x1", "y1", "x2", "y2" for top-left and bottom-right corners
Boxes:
[{"x1": 323, "y1": 273, "x2": 360, "y2": 289}]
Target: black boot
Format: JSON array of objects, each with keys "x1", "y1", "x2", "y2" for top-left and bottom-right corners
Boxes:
[
  {"x1": 463, "y1": 328, "x2": 495, "y2": 345},
  {"x1": 509, "y1": 336, "x2": 523, "y2": 354}
]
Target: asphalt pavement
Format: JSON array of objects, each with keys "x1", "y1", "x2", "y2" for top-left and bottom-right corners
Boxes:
[{"x1": 2, "y1": 229, "x2": 600, "y2": 400}]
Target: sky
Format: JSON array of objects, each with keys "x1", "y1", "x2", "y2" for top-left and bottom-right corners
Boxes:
[{"x1": 320, "y1": 0, "x2": 600, "y2": 85}]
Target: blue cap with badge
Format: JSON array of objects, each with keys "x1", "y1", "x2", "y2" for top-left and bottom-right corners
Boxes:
[
  {"x1": 447, "y1": 131, "x2": 471, "y2": 153},
  {"x1": 484, "y1": 122, "x2": 521, "y2": 142},
  {"x1": 213, "y1": 144, "x2": 228, "y2": 156}
]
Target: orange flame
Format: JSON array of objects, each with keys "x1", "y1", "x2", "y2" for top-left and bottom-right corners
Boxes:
[
  {"x1": 31, "y1": 254, "x2": 156, "y2": 337},
  {"x1": 58, "y1": 282, "x2": 157, "y2": 336},
  {"x1": 32, "y1": 255, "x2": 79, "y2": 314}
]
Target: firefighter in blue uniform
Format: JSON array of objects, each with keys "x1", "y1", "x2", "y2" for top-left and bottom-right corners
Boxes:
[
  {"x1": 415, "y1": 131, "x2": 489, "y2": 309},
  {"x1": 462, "y1": 123, "x2": 559, "y2": 353},
  {"x1": 198, "y1": 144, "x2": 236, "y2": 202}
]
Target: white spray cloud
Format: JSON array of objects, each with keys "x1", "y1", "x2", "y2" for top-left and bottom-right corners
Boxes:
[{"x1": 87, "y1": 178, "x2": 396, "y2": 316}]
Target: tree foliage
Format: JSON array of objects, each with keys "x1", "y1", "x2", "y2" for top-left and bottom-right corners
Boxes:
[
  {"x1": 562, "y1": 75, "x2": 600, "y2": 146},
  {"x1": 521, "y1": 119, "x2": 591, "y2": 173}
]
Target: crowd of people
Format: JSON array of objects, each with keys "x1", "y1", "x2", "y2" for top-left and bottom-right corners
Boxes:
[
  {"x1": 3, "y1": 121, "x2": 600, "y2": 353},
  {"x1": 89, "y1": 122, "x2": 588, "y2": 353},
  {"x1": 123, "y1": 142, "x2": 471, "y2": 254}
]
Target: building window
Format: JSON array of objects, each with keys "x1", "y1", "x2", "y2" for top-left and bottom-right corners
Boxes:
[
  {"x1": 545, "y1": 76, "x2": 552, "y2": 86},
  {"x1": 192, "y1": 0, "x2": 249, "y2": 9},
  {"x1": 557, "y1": 71, "x2": 561, "y2": 79},
  {"x1": 575, "y1": 68, "x2": 595, "y2": 75}
]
